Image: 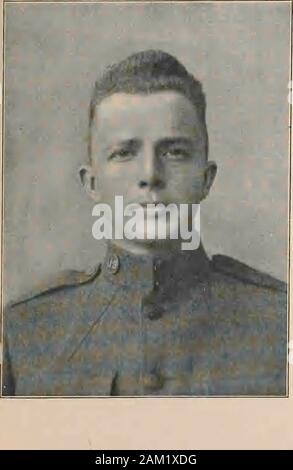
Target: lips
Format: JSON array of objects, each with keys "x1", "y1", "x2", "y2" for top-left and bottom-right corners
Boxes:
[
  {"x1": 139, "y1": 201, "x2": 165, "y2": 207},
  {"x1": 140, "y1": 203, "x2": 170, "y2": 220}
]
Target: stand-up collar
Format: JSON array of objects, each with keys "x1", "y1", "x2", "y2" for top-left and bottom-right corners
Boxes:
[{"x1": 101, "y1": 241, "x2": 211, "y2": 296}]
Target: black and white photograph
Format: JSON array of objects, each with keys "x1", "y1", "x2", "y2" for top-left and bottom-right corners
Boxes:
[{"x1": 1, "y1": 1, "x2": 290, "y2": 398}]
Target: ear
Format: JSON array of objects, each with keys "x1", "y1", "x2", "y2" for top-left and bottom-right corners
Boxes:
[
  {"x1": 79, "y1": 164, "x2": 101, "y2": 203},
  {"x1": 202, "y1": 160, "x2": 217, "y2": 200}
]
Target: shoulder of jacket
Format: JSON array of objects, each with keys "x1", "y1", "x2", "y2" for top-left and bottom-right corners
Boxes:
[
  {"x1": 211, "y1": 254, "x2": 287, "y2": 293},
  {"x1": 8, "y1": 263, "x2": 102, "y2": 308}
]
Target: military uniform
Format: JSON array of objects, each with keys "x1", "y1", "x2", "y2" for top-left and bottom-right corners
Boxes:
[{"x1": 2, "y1": 243, "x2": 287, "y2": 396}]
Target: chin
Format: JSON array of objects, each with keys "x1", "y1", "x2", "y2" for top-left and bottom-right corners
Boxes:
[{"x1": 129, "y1": 220, "x2": 179, "y2": 243}]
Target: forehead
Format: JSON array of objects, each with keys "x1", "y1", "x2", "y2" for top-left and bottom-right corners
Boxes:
[{"x1": 93, "y1": 91, "x2": 202, "y2": 143}]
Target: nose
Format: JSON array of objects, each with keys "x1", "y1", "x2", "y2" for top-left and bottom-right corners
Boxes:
[{"x1": 138, "y1": 142, "x2": 165, "y2": 190}]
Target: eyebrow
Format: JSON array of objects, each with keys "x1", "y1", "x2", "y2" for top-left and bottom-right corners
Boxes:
[
  {"x1": 105, "y1": 139, "x2": 141, "y2": 152},
  {"x1": 104, "y1": 136, "x2": 197, "y2": 156},
  {"x1": 156, "y1": 137, "x2": 195, "y2": 148}
]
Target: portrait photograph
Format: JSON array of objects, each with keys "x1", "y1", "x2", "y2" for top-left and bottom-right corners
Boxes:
[{"x1": 0, "y1": 1, "x2": 290, "y2": 400}]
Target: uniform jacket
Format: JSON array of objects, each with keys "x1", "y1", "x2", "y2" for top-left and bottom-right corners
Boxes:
[{"x1": 2, "y1": 243, "x2": 287, "y2": 396}]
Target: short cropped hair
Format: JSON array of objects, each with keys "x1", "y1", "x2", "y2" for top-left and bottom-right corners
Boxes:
[{"x1": 88, "y1": 49, "x2": 208, "y2": 162}]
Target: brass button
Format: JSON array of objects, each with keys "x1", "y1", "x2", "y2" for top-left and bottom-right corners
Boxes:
[
  {"x1": 142, "y1": 372, "x2": 164, "y2": 391},
  {"x1": 153, "y1": 259, "x2": 162, "y2": 272},
  {"x1": 106, "y1": 254, "x2": 120, "y2": 274}
]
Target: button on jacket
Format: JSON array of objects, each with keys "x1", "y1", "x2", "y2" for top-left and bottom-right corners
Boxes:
[{"x1": 2, "y1": 243, "x2": 287, "y2": 396}]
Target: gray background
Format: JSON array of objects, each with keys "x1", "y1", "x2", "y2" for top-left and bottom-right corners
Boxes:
[{"x1": 3, "y1": 2, "x2": 290, "y2": 304}]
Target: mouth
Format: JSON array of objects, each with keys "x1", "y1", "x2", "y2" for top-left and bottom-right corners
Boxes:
[
  {"x1": 139, "y1": 202, "x2": 170, "y2": 220},
  {"x1": 126, "y1": 199, "x2": 171, "y2": 218},
  {"x1": 125, "y1": 200, "x2": 167, "y2": 217},
  {"x1": 139, "y1": 201, "x2": 166, "y2": 208}
]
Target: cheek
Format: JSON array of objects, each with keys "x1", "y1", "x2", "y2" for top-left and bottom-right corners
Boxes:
[
  {"x1": 99, "y1": 163, "x2": 138, "y2": 198},
  {"x1": 105, "y1": 161, "x2": 140, "y2": 179},
  {"x1": 166, "y1": 165, "x2": 205, "y2": 199}
]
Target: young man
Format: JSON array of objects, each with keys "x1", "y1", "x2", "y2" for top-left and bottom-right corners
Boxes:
[{"x1": 2, "y1": 50, "x2": 287, "y2": 396}]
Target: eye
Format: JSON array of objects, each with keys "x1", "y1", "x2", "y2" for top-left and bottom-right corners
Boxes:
[
  {"x1": 162, "y1": 148, "x2": 190, "y2": 161},
  {"x1": 109, "y1": 149, "x2": 135, "y2": 161}
]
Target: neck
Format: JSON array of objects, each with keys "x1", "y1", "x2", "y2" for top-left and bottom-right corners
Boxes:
[{"x1": 109, "y1": 237, "x2": 187, "y2": 257}]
